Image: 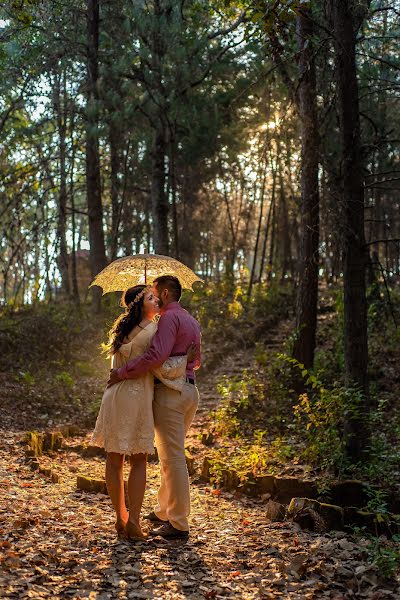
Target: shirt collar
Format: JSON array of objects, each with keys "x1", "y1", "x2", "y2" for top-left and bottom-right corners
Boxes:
[{"x1": 160, "y1": 301, "x2": 180, "y2": 314}]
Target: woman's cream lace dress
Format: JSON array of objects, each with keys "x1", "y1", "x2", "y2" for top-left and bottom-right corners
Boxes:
[{"x1": 91, "y1": 321, "x2": 187, "y2": 455}]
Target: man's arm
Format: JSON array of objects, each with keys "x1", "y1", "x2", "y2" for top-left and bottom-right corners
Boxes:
[{"x1": 117, "y1": 314, "x2": 178, "y2": 380}]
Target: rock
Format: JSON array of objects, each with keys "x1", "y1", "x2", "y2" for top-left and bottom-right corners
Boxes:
[
  {"x1": 77, "y1": 475, "x2": 108, "y2": 495},
  {"x1": 329, "y1": 480, "x2": 369, "y2": 508},
  {"x1": 25, "y1": 432, "x2": 43, "y2": 457},
  {"x1": 288, "y1": 498, "x2": 344, "y2": 532},
  {"x1": 43, "y1": 431, "x2": 63, "y2": 452},
  {"x1": 275, "y1": 477, "x2": 317, "y2": 503},
  {"x1": 81, "y1": 444, "x2": 106, "y2": 458},
  {"x1": 201, "y1": 432, "x2": 214, "y2": 446},
  {"x1": 222, "y1": 468, "x2": 241, "y2": 491},
  {"x1": 255, "y1": 474, "x2": 275, "y2": 495},
  {"x1": 39, "y1": 466, "x2": 52, "y2": 477},
  {"x1": 51, "y1": 471, "x2": 61, "y2": 484},
  {"x1": 67, "y1": 424, "x2": 81, "y2": 437},
  {"x1": 185, "y1": 450, "x2": 196, "y2": 475},
  {"x1": 200, "y1": 456, "x2": 211, "y2": 482},
  {"x1": 344, "y1": 506, "x2": 400, "y2": 537},
  {"x1": 265, "y1": 500, "x2": 286, "y2": 522},
  {"x1": 58, "y1": 425, "x2": 71, "y2": 438},
  {"x1": 28, "y1": 458, "x2": 40, "y2": 471}
]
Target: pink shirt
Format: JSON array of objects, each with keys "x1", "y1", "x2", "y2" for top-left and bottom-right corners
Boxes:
[{"x1": 117, "y1": 301, "x2": 201, "y2": 381}]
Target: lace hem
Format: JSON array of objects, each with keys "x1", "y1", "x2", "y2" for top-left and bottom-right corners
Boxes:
[{"x1": 91, "y1": 433, "x2": 154, "y2": 456}]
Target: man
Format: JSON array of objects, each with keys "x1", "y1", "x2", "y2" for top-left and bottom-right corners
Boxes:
[{"x1": 107, "y1": 275, "x2": 201, "y2": 539}]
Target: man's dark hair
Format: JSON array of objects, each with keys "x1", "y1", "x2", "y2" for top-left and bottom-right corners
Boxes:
[{"x1": 154, "y1": 275, "x2": 182, "y2": 301}]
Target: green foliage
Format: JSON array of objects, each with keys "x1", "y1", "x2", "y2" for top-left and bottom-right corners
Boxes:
[
  {"x1": 213, "y1": 370, "x2": 265, "y2": 438},
  {"x1": 356, "y1": 397, "x2": 400, "y2": 487},
  {"x1": 207, "y1": 432, "x2": 297, "y2": 482},
  {"x1": 279, "y1": 354, "x2": 363, "y2": 473},
  {"x1": 19, "y1": 370, "x2": 34, "y2": 385},
  {"x1": 366, "y1": 534, "x2": 400, "y2": 580},
  {"x1": 183, "y1": 281, "x2": 293, "y2": 344},
  {"x1": 55, "y1": 371, "x2": 74, "y2": 388},
  {"x1": 365, "y1": 487, "x2": 391, "y2": 523},
  {"x1": 75, "y1": 361, "x2": 97, "y2": 377}
]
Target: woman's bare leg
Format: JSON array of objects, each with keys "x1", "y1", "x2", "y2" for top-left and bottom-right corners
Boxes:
[
  {"x1": 105, "y1": 452, "x2": 128, "y2": 529},
  {"x1": 126, "y1": 453, "x2": 147, "y2": 536}
]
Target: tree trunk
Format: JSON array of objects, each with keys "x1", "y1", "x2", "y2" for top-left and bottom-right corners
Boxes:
[
  {"x1": 331, "y1": 0, "x2": 369, "y2": 458},
  {"x1": 169, "y1": 133, "x2": 179, "y2": 258},
  {"x1": 54, "y1": 70, "x2": 70, "y2": 297},
  {"x1": 109, "y1": 124, "x2": 121, "y2": 260},
  {"x1": 292, "y1": 6, "x2": 320, "y2": 371},
  {"x1": 69, "y1": 107, "x2": 80, "y2": 305},
  {"x1": 260, "y1": 161, "x2": 276, "y2": 281},
  {"x1": 151, "y1": 124, "x2": 169, "y2": 254},
  {"x1": 86, "y1": 0, "x2": 107, "y2": 309},
  {"x1": 267, "y1": 193, "x2": 276, "y2": 282},
  {"x1": 248, "y1": 170, "x2": 266, "y2": 297}
]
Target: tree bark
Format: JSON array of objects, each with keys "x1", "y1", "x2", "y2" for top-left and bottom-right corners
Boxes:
[
  {"x1": 169, "y1": 133, "x2": 179, "y2": 259},
  {"x1": 292, "y1": 6, "x2": 320, "y2": 370},
  {"x1": 331, "y1": 0, "x2": 369, "y2": 458},
  {"x1": 109, "y1": 124, "x2": 121, "y2": 260},
  {"x1": 267, "y1": 192, "x2": 276, "y2": 283},
  {"x1": 69, "y1": 106, "x2": 80, "y2": 305},
  {"x1": 53, "y1": 69, "x2": 70, "y2": 297},
  {"x1": 259, "y1": 158, "x2": 276, "y2": 281},
  {"x1": 248, "y1": 169, "x2": 266, "y2": 297},
  {"x1": 151, "y1": 124, "x2": 169, "y2": 254},
  {"x1": 86, "y1": 0, "x2": 107, "y2": 309}
]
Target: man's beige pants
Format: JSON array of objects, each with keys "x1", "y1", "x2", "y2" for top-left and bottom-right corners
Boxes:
[{"x1": 153, "y1": 382, "x2": 199, "y2": 531}]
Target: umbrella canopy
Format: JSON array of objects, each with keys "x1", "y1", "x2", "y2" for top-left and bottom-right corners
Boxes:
[{"x1": 89, "y1": 253, "x2": 203, "y2": 294}]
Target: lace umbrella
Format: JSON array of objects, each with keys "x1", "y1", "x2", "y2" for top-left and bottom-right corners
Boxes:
[{"x1": 89, "y1": 253, "x2": 203, "y2": 294}]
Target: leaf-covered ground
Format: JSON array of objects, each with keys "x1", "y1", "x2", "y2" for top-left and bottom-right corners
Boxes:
[
  {"x1": 1, "y1": 376, "x2": 400, "y2": 599},
  {"x1": 1, "y1": 424, "x2": 399, "y2": 600},
  {"x1": 1, "y1": 300, "x2": 400, "y2": 598}
]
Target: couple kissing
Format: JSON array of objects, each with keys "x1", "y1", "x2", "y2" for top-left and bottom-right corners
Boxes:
[{"x1": 91, "y1": 275, "x2": 201, "y2": 541}]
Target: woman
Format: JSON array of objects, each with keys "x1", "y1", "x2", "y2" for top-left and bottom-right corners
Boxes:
[{"x1": 91, "y1": 285, "x2": 194, "y2": 540}]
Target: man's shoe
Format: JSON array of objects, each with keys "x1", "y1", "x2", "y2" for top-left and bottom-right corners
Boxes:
[
  {"x1": 149, "y1": 522, "x2": 189, "y2": 540},
  {"x1": 143, "y1": 511, "x2": 167, "y2": 524}
]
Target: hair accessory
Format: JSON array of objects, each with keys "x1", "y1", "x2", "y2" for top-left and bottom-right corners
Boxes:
[{"x1": 127, "y1": 287, "x2": 148, "y2": 309}]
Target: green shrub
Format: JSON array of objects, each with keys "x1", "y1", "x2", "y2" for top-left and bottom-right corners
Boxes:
[
  {"x1": 279, "y1": 354, "x2": 363, "y2": 474},
  {"x1": 75, "y1": 361, "x2": 97, "y2": 377},
  {"x1": 55, "y1": 371, "x2": 74, "y2": 388},
  {"x1": 213, "y1": 370, "x2": 266, "y2": 438},
  {"x1": 366, "y1": 533, "x2": 400, "y2": 579},
  {"x1": 20, "y1": 371, "x2": 35, "y2": 385}
]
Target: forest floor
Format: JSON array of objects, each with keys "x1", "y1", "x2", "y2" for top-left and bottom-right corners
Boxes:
[{"x1": 1, "y1": 297, "x2": 400, "y2": 599}]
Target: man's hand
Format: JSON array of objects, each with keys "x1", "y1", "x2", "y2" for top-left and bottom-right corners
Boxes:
[
  {"x1": 107, "y1": 368, "x2": 122, "y2": 388},
  {"x1": 187, "y1": 342, "x2": 197, "y2": 363}
]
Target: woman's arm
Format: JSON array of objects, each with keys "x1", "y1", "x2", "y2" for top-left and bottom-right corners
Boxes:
[{"x1": 153, "y1": 343, "x2": 197, "y2": 381}]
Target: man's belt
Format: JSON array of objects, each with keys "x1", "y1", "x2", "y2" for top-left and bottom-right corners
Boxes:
[{"x1": 154, "y1": 376, "x2": 195, "y2": 385}]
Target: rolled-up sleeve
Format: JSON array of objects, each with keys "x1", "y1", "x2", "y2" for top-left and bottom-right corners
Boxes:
[{"x1": 117, "y1": 314, "x2": 178, "y2": 380}]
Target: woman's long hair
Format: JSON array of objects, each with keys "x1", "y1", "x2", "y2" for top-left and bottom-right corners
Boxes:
[{"x1": 104, "y1": 285, "x2": 147, "y2": 356}]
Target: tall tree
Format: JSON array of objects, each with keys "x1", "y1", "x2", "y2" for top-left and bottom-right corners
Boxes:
[
  {"x1": 86, "y1": 0, "x2": 107, "y2": 307},
  {"x1": 53, "y1": 68, "x2": 70, "y2": 297},
  {"x1": 330, "y1": 0, "x2": 370, "y2": 457},
  {"x1": 291, "y1": 5, "x2": 320, "y2": 370}
]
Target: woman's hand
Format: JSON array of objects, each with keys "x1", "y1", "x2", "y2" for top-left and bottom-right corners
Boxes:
[{"x1": 187, "y1": 342, "x2": 197, "y2": 363}]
